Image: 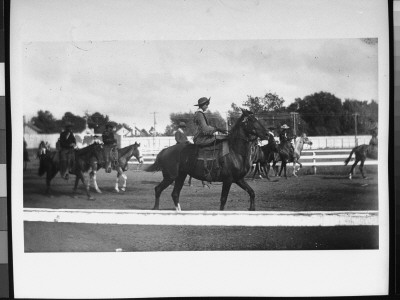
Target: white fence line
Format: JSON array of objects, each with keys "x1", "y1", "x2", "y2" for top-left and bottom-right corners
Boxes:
[
  {"x1": 24, "y1": 134, "x2": 372, "y2": 150},
  {"x1": 130, "y1": 149, "x2": 378, "y2": 168},
  {"x1": 24, "y1": 208, "x2": 379, "y2": 227}
]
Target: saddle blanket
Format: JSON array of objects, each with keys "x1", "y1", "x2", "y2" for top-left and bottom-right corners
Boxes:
[{"x1": 197, "y1": 140, "x2": 229, "y2": 160}]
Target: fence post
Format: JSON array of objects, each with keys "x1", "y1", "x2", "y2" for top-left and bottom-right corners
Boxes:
[{"x1": 313, "y1": 152, "x2": 317, "y2": 174}]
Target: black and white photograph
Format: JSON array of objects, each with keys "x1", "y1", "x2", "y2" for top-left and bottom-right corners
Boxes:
[{"x1": 11, "y1": 0, "x2": 390, "y2": 298}]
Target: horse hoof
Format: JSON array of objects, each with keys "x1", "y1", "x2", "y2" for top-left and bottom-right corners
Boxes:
[{"x1": 121, "y1": 188, "x2": 126, "y2": 192}]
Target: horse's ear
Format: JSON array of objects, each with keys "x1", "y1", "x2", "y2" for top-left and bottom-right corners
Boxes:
[{"x1": 240, "y1": 108, "x2": 250, "y2": 116}]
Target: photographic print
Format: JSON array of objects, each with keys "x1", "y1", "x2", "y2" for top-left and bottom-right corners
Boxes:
[{"x1": 11, "y1": 0, "x2": 390, "y2": 298}]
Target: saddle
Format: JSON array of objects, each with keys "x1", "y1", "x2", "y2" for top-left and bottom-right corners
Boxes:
[{"x1": 196, "y1": 140, "x2": 229, "y2": 182}]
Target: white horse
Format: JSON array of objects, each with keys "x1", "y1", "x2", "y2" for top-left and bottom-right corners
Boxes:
[{"x1": 291, "y1": 133, "x2": 313, "y2": 176}]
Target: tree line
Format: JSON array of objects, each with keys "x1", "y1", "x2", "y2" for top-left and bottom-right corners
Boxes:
[
  {"x1": 27, "y1": 91, "x2": 378, "y2": 137},
  {"x1": 169, "y1": 91, "x2": 378, "y2": 136},
  {"x1": 28, "y1": 111, "x2": 123, "y2": 134}
]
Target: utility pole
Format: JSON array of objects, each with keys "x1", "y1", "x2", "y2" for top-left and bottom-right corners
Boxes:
[
  {"x1": 290, "y1": 112, "x2": 298, "y2": 136},
  {"x1": 353, "y1": 113, "x2": 359, "y2": 146},
  {"x1": 150, "y1": 112, "x2": 158, "y2": 147}
]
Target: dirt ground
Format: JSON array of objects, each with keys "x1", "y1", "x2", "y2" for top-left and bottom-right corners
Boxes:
[
  {"x1": 22, "y1": 159, "x2": 379, "y2": 251},
  {"x1": 23, "y1": 160, "x2": 378, "y2": 211}
]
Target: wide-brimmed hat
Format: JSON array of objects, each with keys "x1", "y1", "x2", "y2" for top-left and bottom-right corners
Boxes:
[
  {"x1": 194, "y1": 97, "x2": 210, "y2": 107},
  {"x1": 178, "y1": 122, "x2": 186, "y2": 128},
  {"x1": 281, "y1": 124, "x2": 290, "y2": 129}
]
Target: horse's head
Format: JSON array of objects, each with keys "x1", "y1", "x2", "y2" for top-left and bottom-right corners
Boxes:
[
  {"x1": 301, "y1": 133, "x2": 313, "y2": 146},
  {"x1": 239, "y1": 109, "x2": 268, "y2": 140},
  {"x1": 133, "y1": 142, "x2": 144, "y2": 164}
]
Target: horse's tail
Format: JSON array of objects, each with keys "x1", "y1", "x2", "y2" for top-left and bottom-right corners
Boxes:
[
  {"x1": 143, "y1": 149, "x2": 165, "y2": 172},
  {"x1": 143, "y1": 160, "x2": 161, "y2": 172},
  {"x1": 344, "y1": 147, "x2": 356, "y2": 165}
]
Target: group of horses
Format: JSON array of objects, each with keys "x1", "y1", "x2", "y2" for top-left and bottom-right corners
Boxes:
[
  {"x1": 36, "y1": 140, "x2": 143, "y2": 200},
  {"x1": 32, "y1": 109, "x2": 377, "y2": 210}
]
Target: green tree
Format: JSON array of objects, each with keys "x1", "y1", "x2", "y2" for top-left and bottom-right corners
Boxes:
[
  {"x1": 296, "y1": 92, "x2": 343, "y2": 135},
  {"x1": 61, "y1": 112, "x2": 86, "y2": 133},
  {"x1": 31, "y1": 110, "x2": 59, "y2": 133},
  {"x1": 87, "y1": 112, "x2": 110, "y2": 134}
]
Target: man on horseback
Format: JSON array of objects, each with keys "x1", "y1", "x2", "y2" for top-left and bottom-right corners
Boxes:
[
  {"x1": 279, "y1": 124, "x2": 294, "y2": 152},
  {"x1": 175, "y1": 122, "x2": 190, "y2": 144},
  {"x1": 367, "y1": 126, "x2": 378, "y2": 159},
  {"x1": 193, "y1": 97, "x2": 227, "y2": 146},
  {"x1": 102, "y1": 123, "x2": 119, "y2": 171},
  {"x1": 59, "y1": 121, "x2": 76, "y2": 179}
]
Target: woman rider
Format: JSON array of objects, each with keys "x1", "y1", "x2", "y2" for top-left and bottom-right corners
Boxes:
[{"x1": 193, "y1": 97, "x2": 227, "y2": 146}]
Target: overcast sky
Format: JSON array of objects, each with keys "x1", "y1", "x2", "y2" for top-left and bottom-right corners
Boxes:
[
  {"x1": 13, "y1": 0, "x2": 382, "y2": 132},
  {"x1": 21, "y1": 38, "x2": 378, "y2": 131}
]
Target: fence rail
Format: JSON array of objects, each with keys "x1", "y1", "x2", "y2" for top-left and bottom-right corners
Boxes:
[{"x1": 129, "y1": 148, "x2": 378, "y2": 168}]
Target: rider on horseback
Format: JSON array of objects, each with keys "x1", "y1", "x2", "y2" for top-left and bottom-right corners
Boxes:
[
  {"x1": 175, "y1": 122, "x2": 190, "y2": 145},
  {"x1": 367, "y1": 126, "x2": 378, "y2": 159},
  {"x1": 102, "y1": 123, "x2": 119, "y2": 170},
  {"x1": 59, "y1": 121, "x2": 76, "y2": 179},
  {"x1": 193, "y1": 97, "x2": 227, "y2": 146}
]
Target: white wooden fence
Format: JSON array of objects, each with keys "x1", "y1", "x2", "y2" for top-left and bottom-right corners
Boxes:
[{"x1": 24, "y1": 134, "x2": 371, "y2": 150}]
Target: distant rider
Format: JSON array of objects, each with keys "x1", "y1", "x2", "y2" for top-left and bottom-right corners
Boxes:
[
  {"x1": 59, "y1": 121, "x2": 76, "y2": 179},
  {"x1": 102, "y1": 123, "x2": 119, "y2": 170},
  {"x1": 367, "y1": 126, "x2": 378, "y2": 159},
  {"x1": 175, "y1": 122, "x2": 190, "y2": 144}
]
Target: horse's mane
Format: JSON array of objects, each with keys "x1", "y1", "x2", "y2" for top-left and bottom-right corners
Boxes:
[
  {"x1": 228, "y1": 113, "x2": 246, "y2": 140},
  {"x1": 119, "y1": 143, "x2": 139, "y2": 157}
]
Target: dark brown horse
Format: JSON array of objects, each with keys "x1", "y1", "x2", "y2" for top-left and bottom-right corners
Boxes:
[
  {"x1": 37, "y1": 142, "x2": 59, "y2": 194},
  {"x1": 344, "y1": 144, "x2": 377, "y2": 179},
  {"x1": 144, "y1": 109, "x2": 268, "y2": 211},
  {"x1": 251, "y1": 138, "x2": 279, "y2": 180},
  {"x1": 38, "y1": 142, "x2": 111, "y2": 199}
]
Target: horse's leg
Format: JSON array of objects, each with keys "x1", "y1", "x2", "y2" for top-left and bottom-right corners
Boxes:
[
  {"x1": 292, "y1": 161, "x2": 297, "y2": 177},
  {"x1": 235, "y1": 178, "x2": 256, "y2": 211},
  {"x1": 359, "y1": 159, "x2": 367, "y2": 179},
  {"x1": 85, "y1": 172, "x2": 94, "y2": 200},
  {"x1": 252, "y1": 163, "x2": 259, "y2": 180},
  {"x1": 91, "y1": 170, "x2": 102, "y2": 193},
  {"x1": 171, "y1": 173, "x2": 187, "y2": 211},
  {"x1": 121, "y1": 173, "x2": 127, "y2": 191},
  {"x1": 219, "y1": 181, "x2": 232, "y2": 210},
  {"x1": 349, "y1": 160, "x2": 359, "y2": 180},
  {"x1": 154, "y1": 173, "x2": 174, "y2": 210},
  {"x1": 45, "y1": 172, "x2": 51, "y2": 195},
  {"x1": 115, "y1": 173, "x2": 120, "y2": 193},
  {"x1": 114, "y1": 167, "x2": 124, "y2": 192},
  {"x1": 188, "y1": 176, "x2": 192, "y2": 186},
  {"x1": 262, "y1": 163, "x2": 270, "y2": 181}
]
